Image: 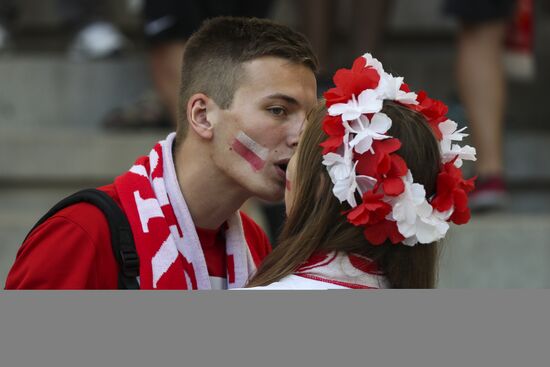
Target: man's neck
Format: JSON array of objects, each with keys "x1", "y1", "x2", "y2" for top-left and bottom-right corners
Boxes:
[{"x1": 174, "y1": 142, "x2": 250, "y2": 230}]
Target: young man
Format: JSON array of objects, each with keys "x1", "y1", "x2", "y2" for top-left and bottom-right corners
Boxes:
[{"x1": 5, "y1": 17, "x2": 318, "y2": 289}]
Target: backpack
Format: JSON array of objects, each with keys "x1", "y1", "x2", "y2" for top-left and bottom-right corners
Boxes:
[{"x1": 25, "y1": 189, "x2": 140, "y2": 289}]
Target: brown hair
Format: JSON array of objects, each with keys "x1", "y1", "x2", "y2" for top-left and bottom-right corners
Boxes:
[
  {"x1": 247, "y1": 101, "x2": 441, "y2": 288},
  {"x1": 176, "y1": 16, "x2": 318, "y2": 142}
]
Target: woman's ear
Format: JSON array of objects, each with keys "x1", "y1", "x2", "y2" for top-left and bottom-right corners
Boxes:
[{"x1": 187, "y1": 93, "x2": 213, "y2": 140}]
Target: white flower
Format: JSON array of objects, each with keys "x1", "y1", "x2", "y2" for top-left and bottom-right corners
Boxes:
[
  {"x1": 390, "y1": 171, "x2": 450, "y2": 246},
  {"x1": 374, "y1": 73, "x2": 419, "y2": 105},
  {"x1": 347, "y1": 113, "x2": 392, "y2": 154},
  {"x1": 325, "y1": 158, "x2": 377, "y2": 207},
  {"x1": 401, "y1": 209, "x2": 450, "y2": 246},
  {"x1": 328, "y1": 89, "x2": 383, "y2": 121},
  {"x1": 356, "y1": 175, "x2": 378, "y2": 195},
  {"x1": 391, "y1": 172, "x2": 427, "y2": 229},
  {"x1": 332, "y1": 162, "x2": 360, "y2": 207},
  {"x1": 439, "y1": 120, "x2": 477, "y2": 167},
  {"x1": 362, "y1": 53, "x2": 385, "y2": 75},
  {"x1": 322, "y1": 135, "x2": 377, "y2": 207},
  {"x1": 322, "y1": 134, "x2": 353, "y2": 182},
  {"x1": 360, "y1": 53, "x2": 419, "y2": 106},
  {"x1": 323, "y1": 151, "x2": 352, "y2": 182},
  {"x1": 439, "y1": 119, "x2": 468, "y2": 141},
  {"x1": 442, "y1": 144, "x2": 477, "y2": 168},
  {"x1": 388, "y1": 76, "x2": 418, "y2": 105}
]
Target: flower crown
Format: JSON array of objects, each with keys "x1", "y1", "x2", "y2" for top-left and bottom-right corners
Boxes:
[{"x1": 321, "y1": 53, "x2": 477, "y2": 246}]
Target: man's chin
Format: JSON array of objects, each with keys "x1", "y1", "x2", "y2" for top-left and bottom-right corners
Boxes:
[{"x1": 252, "y1": 186, "x2": 285, "y2": 203}]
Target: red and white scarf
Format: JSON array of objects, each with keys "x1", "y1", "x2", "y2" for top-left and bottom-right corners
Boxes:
[
  {"x1": 114, "y1": 133, "x2": 257, "y2": 289},
  {"x1": 294, "y1": 251, "x2": 388, "y2": 289}
]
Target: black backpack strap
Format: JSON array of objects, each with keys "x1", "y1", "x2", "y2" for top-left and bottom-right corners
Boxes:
[{"x1": 26, "y1": 188, "x2": 140, "y2": 289}]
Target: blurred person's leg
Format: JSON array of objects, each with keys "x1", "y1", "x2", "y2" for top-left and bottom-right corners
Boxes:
[
  {"x1": 448, "y1": 0, "x2": 516, "y2": 210},
  {"x1": 457, "y1": 20, "x2": 507, "y2": 178}
]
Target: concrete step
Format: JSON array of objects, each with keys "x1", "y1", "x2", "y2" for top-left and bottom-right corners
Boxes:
[
  {"x1": 2, "y1": 41, "x2": 549, "y2": 131},
  {"x1": 1, "y1": 128, "x2": 549, "y2": 184},
  {"x1": 1, "y1": 187, "x2": 549, "y2": 288},
  {"x1": 438, "y1": 213, "x2": 550, "y2": 288},
  {"x1": 0, "y1": 55, "x2": 152, "y2": 130},
  {"x1": 0, "y1": 128, "x2": 168, "y2": 183}
]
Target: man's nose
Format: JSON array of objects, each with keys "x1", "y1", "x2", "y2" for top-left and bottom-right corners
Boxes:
[{"x1": 287, "y1": 117, "x2": 305, "y2": 149}]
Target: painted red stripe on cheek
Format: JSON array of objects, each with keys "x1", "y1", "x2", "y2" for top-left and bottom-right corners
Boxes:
[{"x1": 231, "y1": 139, "x2": 266, "y2": 171}]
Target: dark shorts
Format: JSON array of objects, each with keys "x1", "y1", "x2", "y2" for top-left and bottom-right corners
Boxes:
[
  {"x1": 444, "y1": 0, "x2": 516, "y2": 23},
  {"x1": 144, "y1": 0, "x2": 274, "y2": 44}
]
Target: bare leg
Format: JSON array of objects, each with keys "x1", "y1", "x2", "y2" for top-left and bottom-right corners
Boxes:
[
  {"x1": 149, "y1": 41, "x2": 186, "y2": 125},
  {"x1": 456, "y1": 20, "x2": 507, "y2": 177}
]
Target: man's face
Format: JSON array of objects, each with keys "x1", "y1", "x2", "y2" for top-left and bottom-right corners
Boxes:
[{"x1": 209, "y1": 56, "x2": 317, "y2": 202}]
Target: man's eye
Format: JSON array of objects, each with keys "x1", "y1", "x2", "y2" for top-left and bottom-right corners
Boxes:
[{"x1": 268, "y1": 107, "x2": 286, "y2": 117}]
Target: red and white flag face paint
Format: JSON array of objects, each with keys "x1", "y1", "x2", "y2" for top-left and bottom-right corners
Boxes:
[{"x1": 232, "y1": 131, "x2": 269, "y2": 172}]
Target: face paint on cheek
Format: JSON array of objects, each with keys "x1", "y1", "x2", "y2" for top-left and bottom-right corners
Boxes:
[{"x1": 231, "y1": 131, "x2": 269, "y2": 172}]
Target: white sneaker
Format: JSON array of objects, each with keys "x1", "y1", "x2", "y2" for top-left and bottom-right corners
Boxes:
[{"x1": 68, "y1": 21, "x2": 126, "y2": 60}]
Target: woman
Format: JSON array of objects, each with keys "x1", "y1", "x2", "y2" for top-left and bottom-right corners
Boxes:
[{"x1": 246, "y1": 53, "x2": 477, "y2": 289}]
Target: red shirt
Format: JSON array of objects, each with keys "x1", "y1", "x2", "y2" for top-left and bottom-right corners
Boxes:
[
  {"x1": 5, "y1": 184, "x2": 271, "y2": 289},
  {"x1": 196, "y1": 226, "x2": 226, "y2": 278}
]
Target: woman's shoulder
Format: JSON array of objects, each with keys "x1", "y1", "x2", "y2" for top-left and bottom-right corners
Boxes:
[{"x1": 244, "y1": 274, "x2": 349, "y2": 290}]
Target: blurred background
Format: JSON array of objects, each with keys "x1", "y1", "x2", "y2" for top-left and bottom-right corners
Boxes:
[{"x1": 1, "y1": 0, "x2": 549, "y2": 288}]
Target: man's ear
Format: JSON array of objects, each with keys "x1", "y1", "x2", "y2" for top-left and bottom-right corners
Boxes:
[{"x1": 187, "y1": 93, "x2": 213, "y2": 140}]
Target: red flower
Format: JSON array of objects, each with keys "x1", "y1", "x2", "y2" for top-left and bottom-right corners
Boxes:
[
  {"x1": 381, "y1": 155, "x2": 408, "y2": 196},
  {"x1": 355, "y1": 139, "x2": 407, "y2": 196},
  {"x1": 411, "y1": 91, "x2": 449, "y2": 140},
  {"x1": 322, "y1": 115, "x2": 345, "y2": 137},
  {"x1": 324, "y1": 56, "x2": 380, "y2": 108},
  {"x1": 346, "y1": 191, "x2": 391, "y2": 227},
  {"x1": 363, "y1": 219, "x2": 405, "y2": 245},
  {"x1": 431, "y1": 161, "x2": 476, "y2": 225},
  {"x1": 356, "y1": 138, "x2": 401, "y2": 178},
  {"x1": 400, "y1": 83, "x2": 411, "y2": 93},
  {"x1": 320, "y1": 115, "x2": 345, "y2": 154},
  {"x1": 320, "y1": 136, "x2": 344, "y2": 154}
]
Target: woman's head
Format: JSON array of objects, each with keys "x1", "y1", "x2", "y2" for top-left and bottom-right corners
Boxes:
[
  {"x1": 247, "y1": 53, "x2": 476, "y2": 289},
  {"x1": 249, "y1": 100, "x2": 442, "y2": 288},
  {"x1": 285, "y1": 101, "x2": 442, "y2": 215}
]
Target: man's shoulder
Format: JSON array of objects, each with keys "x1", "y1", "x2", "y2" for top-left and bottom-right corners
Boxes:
[
  {"x1": 5, "y1": 184, "x2": 120, "y2": 289},
  {"x1": 97, "y1": 183, "x2": 122, "y2": 206},
  {"x1": 49, "y1": 184, "x2": 121, "y2": 236},
  {"x1": 243, "y1": 275, "x2": 348, "y2": 290},
  {"x1": 28, "y1": 183, "x2": 121, "y2": 255}
]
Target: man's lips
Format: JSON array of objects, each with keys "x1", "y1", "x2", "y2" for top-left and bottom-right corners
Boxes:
[{"x1": 274, "y1": 159, "x2": 289, "y2": 180}]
